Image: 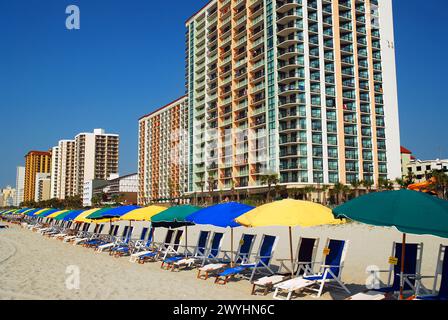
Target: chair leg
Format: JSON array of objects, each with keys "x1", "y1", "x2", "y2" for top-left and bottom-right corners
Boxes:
[{"x1": 251, "y1": 284, "x2": 257, "y2": 295}]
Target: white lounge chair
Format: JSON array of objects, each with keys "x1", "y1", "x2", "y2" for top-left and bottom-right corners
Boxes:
[{"x1": 273, "y1": 239, "x2": 350, "y2": 300}]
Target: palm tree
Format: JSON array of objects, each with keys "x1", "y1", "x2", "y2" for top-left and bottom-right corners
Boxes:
[
  {"x1": 362, "y1": 179, "x2": 374, "y2": 193},
  {"x1": 429, "y1": 170, "x2": 448, "y2": 199},
  {"x1": 350, "y1": 180, "x2": 362, "y2": 198},
  {"x1": 331, "y1": 182, "x2": 350, "y2": 205},
  {"x1": 378, "y1": 178, "x2": 394, "y2": 191},
  {"x1": 260, "y1": 173, "x2": 279, "y2": 203}
]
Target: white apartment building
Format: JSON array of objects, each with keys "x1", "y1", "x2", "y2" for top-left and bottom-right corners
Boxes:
[
  {"x1": 50, "y1": 140, "x2": 76, "y2": 200},
  {"x1": 75, "y1": 129, "x2": 120, "y2": 195},
  {"x1": 15, "y1": 166, "x2": 25, "y2": 206}
]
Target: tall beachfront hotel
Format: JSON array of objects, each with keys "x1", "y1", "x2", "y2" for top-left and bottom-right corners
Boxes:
[
  {"x1": 185, "y1": 0, "x2": 400, "y2": 194},
  {"x1": 138, "y1": 97, "x2": 189, "y2": 205},
  {"x1": 139, "y1": 0, "x2": 401, "y2": 203}
]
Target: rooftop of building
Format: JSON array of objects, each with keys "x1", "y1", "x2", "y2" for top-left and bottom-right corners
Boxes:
[
  {"x1": 185, "y1": 0, "x2": 213, "y2": 25},
  {"x1": 25, "y1": 150, "x2": 51, "y2": 157},
  {"x1": 400, "y1": 146, "x2": 413, "y2": 155},
  {"x1": 75, "y1": 129, "x2": 119, "y2": 138},
  {"x1": 139, "y1": 95, "x2": 187, "y2": 121}
]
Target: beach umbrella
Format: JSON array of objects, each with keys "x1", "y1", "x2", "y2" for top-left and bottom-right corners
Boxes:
[
  {"x1": 62, "y1": 210, "x2": 85, "y2": 222},
  {"x1": 151, "y1": 205, "x2": 199, "y2": 255},
  {"x1": 236, "y1": 199, "x2": 344, "y2": 276},
  {"x1": 22, "y1": 208, "x2": 42, "y2": 217},
  {"x1": 29, "y1": 209, "x2": 49, "y2": 217},
  {"x1": 86, "y1": 206, "x2": 141, "y2": 235},
  {"x1": 119, "y1": 205, "x2": 165, "y2": 238},
  {"x1": 333, "y1": 189, "x2": 448, "y2": 299},
  {"x1": 53, "y1": 210, "x2": 77, "y2": 221},
  {"x1": 16, "y1": 208, "x2": 30, "y2": 214},
  {"x1": 186, "y1": 202, "x2": 255, "y2": 265},
  {"x1": 35, "y1": 208, "x2": 60, "y2": 218}
]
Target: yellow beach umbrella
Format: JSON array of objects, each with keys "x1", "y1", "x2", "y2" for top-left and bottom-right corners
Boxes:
[
  {"x1": 32, "y1": 209, "x2": 50, "y2": 217},
  {"x1": 120, "y1": 206, "x2": 167, "y2": 222},
  {"x1": 119, "y1": 206, "x2": 167, "y2": 240},
  {"x1": 236, "y1": 199, "x2": 345, "y2": 275}
]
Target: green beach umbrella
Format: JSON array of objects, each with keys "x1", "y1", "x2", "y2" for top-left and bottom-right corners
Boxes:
[
  {"x1": 151, "y1": 205, "x2": 199, "y2": 256},
  {"x1": 333, "y1": 189, "x2": 448, "y2": 299}
]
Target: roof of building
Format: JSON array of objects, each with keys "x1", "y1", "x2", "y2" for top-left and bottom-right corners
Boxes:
[
  {"x1": 139, "y1": 95, "x2": 187, "y2": 121},
  {"x1": 185, "y1": 0, "x2": 213, "y2": 24},
  {"x1": 400, "y1": 146, "x2": 413, "y2": 155},
  {"x1": 25, "y1": 151, "x2": 51, "y2": 157}
]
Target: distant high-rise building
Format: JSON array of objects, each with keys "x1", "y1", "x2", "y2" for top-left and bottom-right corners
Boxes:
[
  {"x1": 24, "y1": 151, "x2": 51, "y2": 202},
  {"x1": 138, "y1": 97, "x2": 189, "y2": 205},
  {"x1": 15, "y1": 166, "x2": 25, "y2": 206},
  {"x1": 50, "y1": 140, "x2": 76, "y2": 200},
  {"x1": 74, "y1": 129, "x2": 120, "y2": 195},
  {"x1": 1, "y1": 186, "x2": 16, "y2": 207},
  {"x1": 34, "y1": 173, "x2": 51, "y2": 202}
]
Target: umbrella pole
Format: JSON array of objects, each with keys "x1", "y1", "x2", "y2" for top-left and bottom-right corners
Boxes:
[
  {"x1": 185, "y1": 225, "x2": 188, "y2": 258},
  {"x1": 399, "y1": 233, "x2": 407, "y2": 300},
  {"x1": 289, "y1": 227, "x2": 294, "y2": 277},
  {"x1": 231, "y1": 228, "x2": 234, "y2": 268}
]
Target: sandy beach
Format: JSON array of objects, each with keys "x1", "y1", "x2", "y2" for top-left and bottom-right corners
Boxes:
[{"x1": 0, "y1": 222, "x2": 447, "y2": 300}]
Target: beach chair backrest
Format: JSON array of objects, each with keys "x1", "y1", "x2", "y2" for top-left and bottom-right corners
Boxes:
[
  {"x1": 208, "y1": 232, "x2": 224, "y2": 258},
  {"x1": 434, "y1": 245, "x2": 448, "y2": 299},
  {"x1": 99, "y1": 225, "x2": 105, "y2": 234},
  {"x1": 195, "y1": 231, "x2": 211, "y2": 256},
  {"x1": 296, "y1": 237, "x2": 319, "y2": 275},
  {"x1": 236, "y1": 234, "x2": 256, "y2": 264},
  {"x1": 323, "y1": 239, "x2": 348, "y2": 279},
  {"x1": 389, "y1": 242, "x2": 422, "y2": 292},
  {"x1": 256, "y1": 235, "x2": 278, "y2": 267},
  {"x1": 140, "y1": 227, "x2": 149, "y2": 240},
  {"x1": 172, "y1": 229, "x2": 184, "y2": 251},
  {"x1": 126, "y1": 227, "x2": 134, "y2": 243},
  {"x1": 123, "y1": 226, "x2": 129, "y2": 238},
  {"x1": 163, "y1": 229, "x2": 175, "y2": 245},
  {"x1": 145, "y1": 227, "x2": 155, "y2": 247}
]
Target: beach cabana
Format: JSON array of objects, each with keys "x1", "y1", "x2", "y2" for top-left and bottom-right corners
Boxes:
[
  {"x1": 333, "y1": 189, "x2": 448, "y2": 299},
  {"x1": 186, "y1": 202, "x2": 254, "y2": 265},
  {"x1": 236, "y1": 199, "x2": 344, "y2": 276}
]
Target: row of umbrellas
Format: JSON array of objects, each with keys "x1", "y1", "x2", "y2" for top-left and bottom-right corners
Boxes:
[{"x1": 2, "y1": 189, "x2": 448, "y2": 299}]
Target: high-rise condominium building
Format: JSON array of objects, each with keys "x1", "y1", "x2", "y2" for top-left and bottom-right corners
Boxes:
[
  {"x1": 34, "y1": 173, "x2": 51, "y2": 202},
  {"x1": 74, "y1": 129, "x2": 120, "y2": 195},
  {"x1": 15, "y1": 166, "x2": 25, "y2": 206},
  {"x1": 50, "y1": 140, "x2": 76, "y2": 200},
  {"x1": 138, "y1": 97, "x2": 189, "y2": 205},
  {"x1": 24, "y1": 151, "x2": 52, "y2": 202},
  {"x1": 185, "y1": 0, "x2": 400, "y2": 193}
]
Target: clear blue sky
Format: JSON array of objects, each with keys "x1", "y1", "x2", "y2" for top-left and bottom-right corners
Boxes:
[{"x1": 0, "y1": 0, "x2": 447, "y2": 187}]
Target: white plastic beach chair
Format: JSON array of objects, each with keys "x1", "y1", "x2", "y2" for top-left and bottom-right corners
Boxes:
[{"x1": 273, "y1": 239, "x2": 350, "y2": 300}]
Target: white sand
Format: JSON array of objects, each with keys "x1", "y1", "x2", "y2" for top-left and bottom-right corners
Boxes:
[{"x1": 0, "y1": 222, "x2": 446, "y2": 300}]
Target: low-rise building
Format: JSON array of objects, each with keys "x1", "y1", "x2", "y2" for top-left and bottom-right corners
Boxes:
[{"x1": 406, "y1": 159, "x2": 448, "y2": 182}]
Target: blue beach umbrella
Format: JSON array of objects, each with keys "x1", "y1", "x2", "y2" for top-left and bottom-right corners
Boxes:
[
  {"x1": 186, "y1": 202, "x2": 255, "y2": 265},
  {"x1": 62, "y1": 210, "x2": 85, "y2": 221},
  {"x1": 24, "y1": 209, "x2": 41, "y2": 216}
]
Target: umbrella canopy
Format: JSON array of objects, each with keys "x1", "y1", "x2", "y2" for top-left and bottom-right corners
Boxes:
[
  {"x1": 186, "y1": 202, "x2": 254, "y2": 228},
  {"x1": 333, "y1": 189, "x2": 448, "y2": 238},
  {"x1": 29, "y1": 209, "x2": 49, "y2": 217},
  {"x1": 47, "y1": 210, "x2": 69, "y2": 219},
  {"x1": 236, "y1": 199, "x2": 344, "y2": 276},
  {"x1": 120, "y1": 205, "x2": 166, "y2": 222},
  {"x1": 35, "y1": 209, "x2": 60, "y2": 218},
  {"x1": 236, "y1": 199, "x2": 343, "y2": 228},
  {"x1": 86, "y1": 206, "x2": 141, "y2": 220},
  {"x1": 74, "y1": 208, "x2": 104, "y2": 223},
  {"x1": 61, "y1": 210, "x2": 85, "y2": 222},
  {"x1": 151, "y1": 205, "x2": 199, "y2": 227},
  {"x1": 16, "y1": 208, "x2": 30, "y2": 214},
  {"x1": 22, "y1": 208, "x2": 42, "y2": 217}
]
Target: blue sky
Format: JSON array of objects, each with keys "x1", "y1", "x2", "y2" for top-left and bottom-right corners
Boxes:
[{"x1": 0, "y1": 0, "x2": 447, "y2": 187}]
